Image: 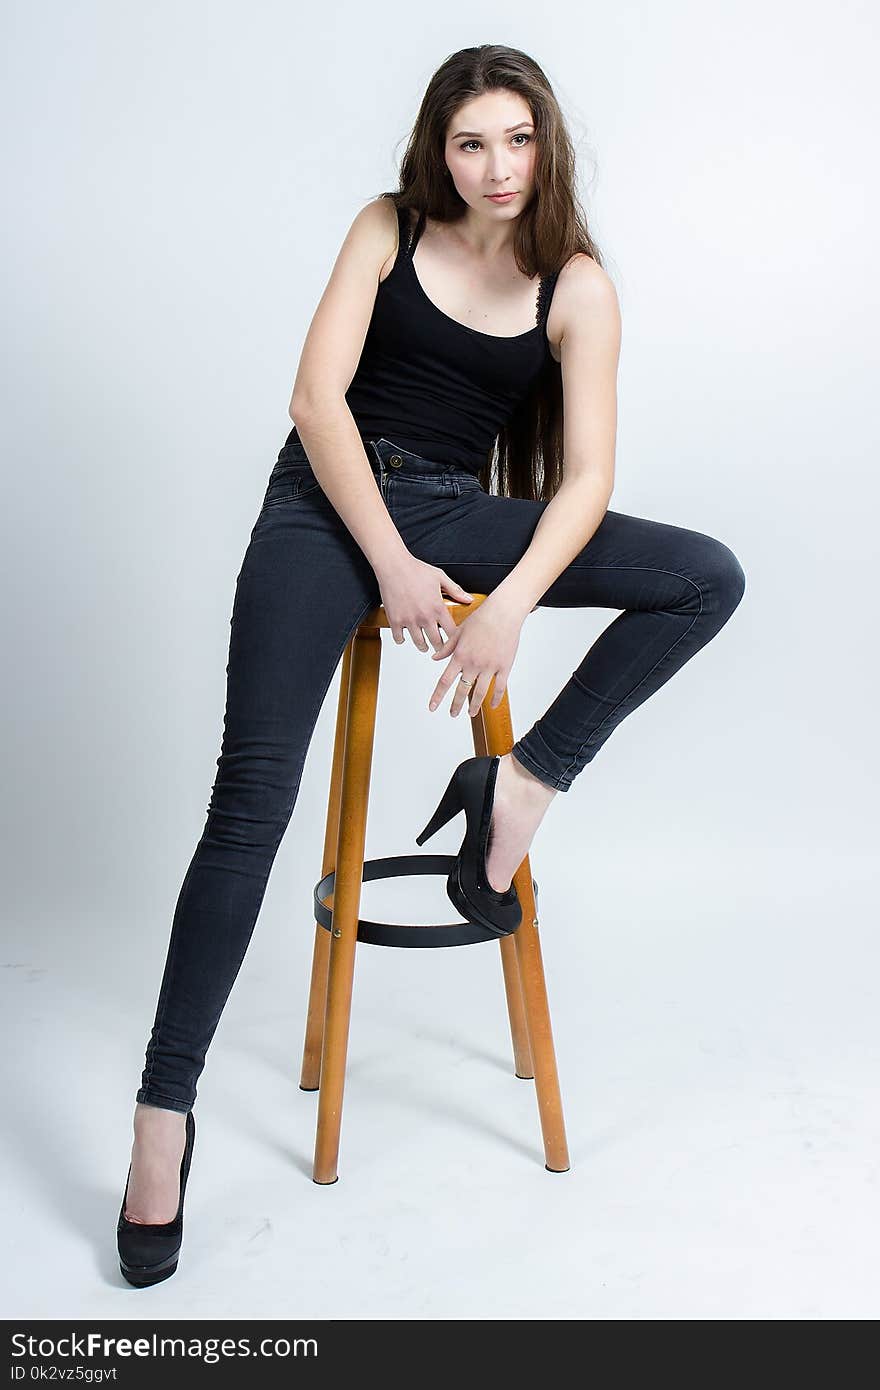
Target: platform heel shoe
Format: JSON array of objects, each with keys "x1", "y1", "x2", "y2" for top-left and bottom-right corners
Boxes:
[
  {"x1": 117, "y1": 1109, "x2": 196, "y2": 1287},
  {"x1": 416, "y1": 754, "x2": 522, "y2": 936}
]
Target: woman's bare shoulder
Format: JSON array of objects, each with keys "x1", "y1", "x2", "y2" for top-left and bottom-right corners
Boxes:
[{"x1": 375, "y1": 197, "x2": 412, "y2": 283}]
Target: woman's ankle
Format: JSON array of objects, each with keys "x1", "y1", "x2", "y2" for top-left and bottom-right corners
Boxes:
[
  {"x1": 506, "y1": 751, "x2": 558, "y2": 806},
  {"x1": 133, "y1": 1102, "x2": 188, "y2": 1136}
]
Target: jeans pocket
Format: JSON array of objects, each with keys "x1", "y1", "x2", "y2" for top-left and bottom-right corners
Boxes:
[
  {"x1": 453, "y1": 474, "x2": 484, "y2": 496},
  {"x1": 262, "y1": 457, "x2": 322, "y2": 507},
  {"x1": 276, "y1": 438, "x2": 310, "y2": 466}
]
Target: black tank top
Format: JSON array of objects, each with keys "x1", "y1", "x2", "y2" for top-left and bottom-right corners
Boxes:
[{"x1": 284, "y1": 201, "x2": 560, "y2": 476}]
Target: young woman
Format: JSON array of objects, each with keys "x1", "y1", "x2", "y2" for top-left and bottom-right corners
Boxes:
[{"x1": 117, "y1": 44, "x2": 746, "y2": 1285}]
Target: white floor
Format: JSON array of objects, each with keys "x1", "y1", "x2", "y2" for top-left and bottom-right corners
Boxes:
[{"x1": 3, "y1": 843, "x2": 877, "y2": 1320}]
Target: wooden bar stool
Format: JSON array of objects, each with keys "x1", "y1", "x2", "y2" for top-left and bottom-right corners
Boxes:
[{"x1": 299, "y1": 594, "x2": 570, "y2": 1184}]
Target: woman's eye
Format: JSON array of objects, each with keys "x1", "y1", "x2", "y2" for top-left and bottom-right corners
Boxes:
[{"x1": 459, "y1": 134, "x2": 532, "y2": 152}]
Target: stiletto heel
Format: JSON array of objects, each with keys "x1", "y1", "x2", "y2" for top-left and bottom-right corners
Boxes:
[
  {"x1": 415, "y1": 767, "x2": 464, "y2": 845},
  {"x1": 416, "y1": 755, "x2": 522, "y2": 936},
  {"x1": 117, "y1": 1109, "x2": 196, "y2": 1287}
]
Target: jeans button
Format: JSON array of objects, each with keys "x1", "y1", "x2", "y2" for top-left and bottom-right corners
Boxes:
[{"x1": 389, "y1": 454, "x2": 403, "y2": 468}]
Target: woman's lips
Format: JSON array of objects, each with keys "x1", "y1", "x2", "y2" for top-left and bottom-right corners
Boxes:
[{"x1": 486, "y1": 191, "x2": 518, "y2": 202}]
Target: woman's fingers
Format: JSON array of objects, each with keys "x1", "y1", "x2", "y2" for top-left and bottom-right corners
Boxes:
[
  {"x1": 447, "y1": 668, "x2": 489, "y2": 718},
  {"x1": 425, "y1": 615, "x2": 451, "y2": 651},
  {"x1": 431, "y1": 625, "x2": 457, "y2": 658},
  {"x1": 489, "y1": 674, "x2": 508, "y2": 709},
  {"x1": 393, "y1": 619, "x2": 443, "y2": 651},
  {"x1": 429, "y1": 662, "x2": 465, "y2": 712},
  {"x1": 439, "y1": 572, "x2": 473, "y2": 604},
  {"x1": 446, "y1": 672, "x2": 468, "y2": 717},
  {"x1": 467, "y1": 673, "x2": 493, "y2": 718}
]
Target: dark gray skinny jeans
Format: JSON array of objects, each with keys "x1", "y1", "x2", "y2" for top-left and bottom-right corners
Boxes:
[{"x1": 136, "y1": 435, "x2": 746, "y2": 1113}]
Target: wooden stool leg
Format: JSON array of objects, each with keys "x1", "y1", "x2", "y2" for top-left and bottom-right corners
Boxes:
[
  {"x1": 312, "y1": 626, "x2": 382, "y2": 1184},
  {"x1": 299, "y1": 638, "x2": 354, "y2": 1091},
  {"x1": 480, "y1": 684, "x2": 571, "y2": 1173},
  {"x1": 470, "y1": 713, "x2": 534, "y2": 1081}
]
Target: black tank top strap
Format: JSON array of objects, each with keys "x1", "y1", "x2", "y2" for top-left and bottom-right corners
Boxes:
[
  {"x1": 394, "y1": 203, "x2": 426, "y2": 261},
  {"x1": 411, "y1": 209, "x2": 427, "y2": 255},
  {"x1": 536, "y1": 269, "x2": 560, "y2": 331},
  {"x1": 394, "y1": 202, "x2": 409, "y2": 256},
  {"x1": 406, "y1": 207, "x2": 426, "y2": 258}
]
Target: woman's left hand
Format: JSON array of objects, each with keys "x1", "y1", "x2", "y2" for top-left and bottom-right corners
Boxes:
[{"x1": 427, "y1": 594, "x2": 524, "y2": 718}]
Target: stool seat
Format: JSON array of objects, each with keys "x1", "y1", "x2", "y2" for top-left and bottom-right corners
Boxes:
[{"x1": 299, "y1": 596, "x2": 570, "y2": 1183}]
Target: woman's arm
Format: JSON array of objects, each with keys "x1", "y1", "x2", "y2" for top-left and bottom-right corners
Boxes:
[
  {"x1": 289, "y1": 196, "x2": 410, "y2": 576},
  {"x1": 493, "y1": 254, "x2": 622, "y2": 620},
  {"x1": 290, "y1": 198, "x2": 474, "y2": 648},
  {"x1": 293, "y1": 401, "x2": 410, "y2": 577}
]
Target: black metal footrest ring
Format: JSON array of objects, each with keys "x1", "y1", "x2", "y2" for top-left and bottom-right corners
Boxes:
[{"x1": 312, "y1": 853, "x2": 539, "y2": 948}]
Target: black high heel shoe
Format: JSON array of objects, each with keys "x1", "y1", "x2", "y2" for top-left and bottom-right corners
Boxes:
[
  {"x1": 416, "y1": 754, "x2": 522, "y2": 937},
  {"x1": 117, "y1": 1109, "x2": 196, "y2": 1287}
]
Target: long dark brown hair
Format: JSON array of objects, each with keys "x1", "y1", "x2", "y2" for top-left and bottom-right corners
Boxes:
[{"x1": 378, "y1": 44, "x2": 605, "y2": 501}]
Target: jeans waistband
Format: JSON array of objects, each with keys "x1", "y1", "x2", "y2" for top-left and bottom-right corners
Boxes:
[
  {"x1": 365, "y1": 437, "x2": 464, "y2": 476},
  {"x1": 284, "y1": 427, "x2": 473, "y2": 478}
]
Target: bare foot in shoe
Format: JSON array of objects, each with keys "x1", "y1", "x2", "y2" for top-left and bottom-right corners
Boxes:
[
  {"x1": 484, "y1": 752, "x2": 558, "y2": 893},
  {"x1": 123, "y1": 1103, "x2": 188, "y2": 1224}
]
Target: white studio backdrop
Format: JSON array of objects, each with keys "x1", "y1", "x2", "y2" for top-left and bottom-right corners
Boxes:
[{"x1": 2, "y1": 0, "x2": 878, "y2": 1320}]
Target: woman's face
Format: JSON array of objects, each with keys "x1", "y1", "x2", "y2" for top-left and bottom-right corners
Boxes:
[{"x1": 444, "y1": 89, "x2": 537, "y2": 219}]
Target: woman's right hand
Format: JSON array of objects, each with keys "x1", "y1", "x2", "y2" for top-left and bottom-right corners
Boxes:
[{"x1": 377, "y1": 553, "x2": 473, "y2": 652}]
